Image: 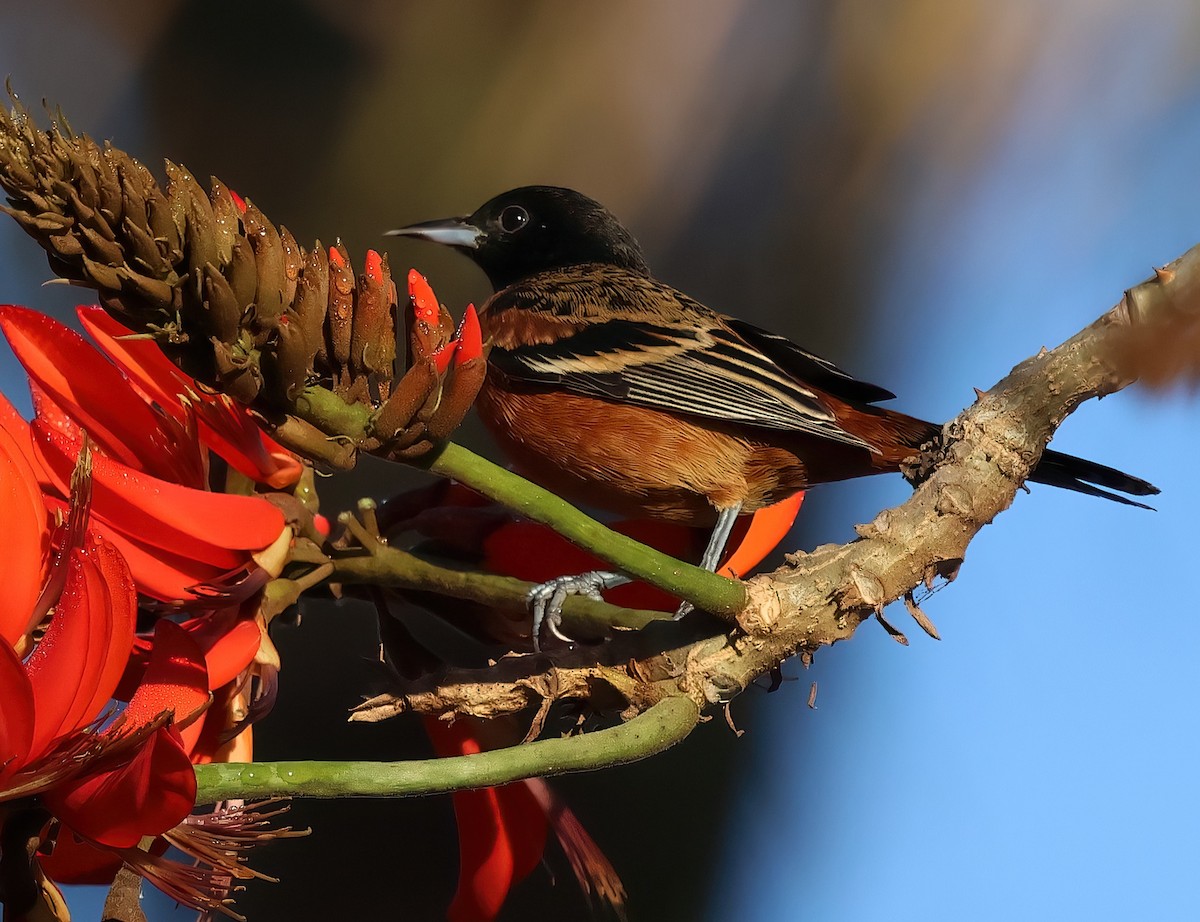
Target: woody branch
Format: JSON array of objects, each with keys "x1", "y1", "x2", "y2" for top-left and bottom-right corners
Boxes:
[{"x1": 349, "y1": 248, "x2": 1194, "y2": 724}]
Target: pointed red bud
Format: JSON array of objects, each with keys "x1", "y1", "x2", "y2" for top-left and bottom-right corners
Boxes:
[
  {"x1": 454, "y1": 305, "x2": 482, "y2": 365},
  {"x1": 432, "y1": 342, "x2": 458, "y2": 375},
  {"x1": 407, "y1": 269, "x2": 439, "y2": 325},
  {"x1": 365, "y1": 249, "x2": 383, "y2": 284}
]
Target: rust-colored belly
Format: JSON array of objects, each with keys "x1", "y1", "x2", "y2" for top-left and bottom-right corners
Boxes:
[{"x1": 475, "y1": 377, "x2": 810, "y2": 526}]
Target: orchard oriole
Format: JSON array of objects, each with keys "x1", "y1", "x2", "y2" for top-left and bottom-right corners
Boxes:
[{"x1": 388, "y1": 186, "x2": 1157, "y2": 642}]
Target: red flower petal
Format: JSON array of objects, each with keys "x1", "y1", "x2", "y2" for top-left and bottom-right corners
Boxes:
[
  {"x1": 121, "y1": 610, "x2": 263, "y2": 694},
  {"x1": 23, "y1": 534, "x2": 136, "y2": 757},
  {"x1": 454, "y1": 305, "x2": 482, "y2": 364},
  {"x1": 76, "y1": 307, "x2": 190, "y2": 410},
  {"x1": 32, "y1": 420, "x2": 285, "y2": 566},
  {"x1": 493, "y1": 780, "x2": 550, "y2": 883},
  {"x1": 432, "y1": 340, "x2": 459, "y2": 374},
  {"x1": 0, "y1": 306, "x2": 200, "y2": 483},
  {"x1": 89, "y1": 518, "x2": 238, "y2": 600},
  {"x1": 77, "y1": 308, "x2": 302, "y2": 489},
  {"x1": 365, "y1": 249, "x2": 383, "y2": 284},
  {"x1": 0, "y1": 416, "x2": 50, "y2": 646},
  {"x1": 0, "y1": 392, "x2": 37, "y2": 457},
  {"x1": 719, "y1": 491, "x2": 805, "y2": 578},
  {"x1": 177, "y1": 700, "x2": 206, "y2": 757},
  {"x1": 40, "y1": 495, "x2": 252, "y2": 605},
  {"x1": 45, "y1": 723, "x2": 196, "y2": 848},
  {"x1": 76, "y1": 537, "x2": 140, "y2": 731},
  {"x1": 37, "y1": 831, "x2": 124, "y2": 885},
  {"x1": 427, "y1": 721, "x2": 525, "y2": 922},
  {"x1": 446, "y1": 785, "x2": 517, "y2": 922},
  {"x1": 116, "y1": 618, "x2": 210, "y2": 781},
  {"x1": 0, "y1": 641, "x2": 36, "y2": 778},
  {"x1": 193, "y1": 616, "x2": 262, "y2": 691},
  {"x1": 121, "y1": 620, "x2": 210, "y2": 732}
]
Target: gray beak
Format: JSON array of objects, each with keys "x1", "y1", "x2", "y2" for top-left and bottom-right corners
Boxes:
[{"x1": 384, "y1": 217, "x2": 483, "y2": 249}]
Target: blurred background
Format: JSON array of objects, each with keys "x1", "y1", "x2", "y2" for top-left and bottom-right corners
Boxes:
[{"x1": 2, "y1": 2, "x2": 1197, "y2": 919}]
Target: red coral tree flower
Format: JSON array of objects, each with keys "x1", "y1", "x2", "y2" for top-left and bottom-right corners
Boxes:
[
  {"x1": 0, "y1": 427, "x2": 209, "y2": 917},
  {"x1": 0, "y1": 305, "x2": 294, "y2": 606},
  {"x1": 0, "y1": 305, "x2": 310, "y2": 916},
  {"x1": 0, "y1": 303, "x2": 296, "y2": 758}
]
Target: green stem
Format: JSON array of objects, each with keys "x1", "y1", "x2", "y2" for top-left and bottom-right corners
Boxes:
[
  {"x1": 294, "y1": 385, "x2": 372, "y2": 438},
  {"x1": 291, "y1": 384, "x2": 746, "y2": 618},
  {"x1": 332, "y1": 548, "x2": 667, "y2": 634},
  {"x1": 193, "y1": 696, "x2": 699, "y2": 802},
  {"x1": 424, "y1": 442, "x2": 746, "y2": 617}
]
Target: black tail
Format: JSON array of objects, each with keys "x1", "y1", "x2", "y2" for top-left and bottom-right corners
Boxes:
[{"x1": 1030, "y1": 449, "x2": 1159, "y2": 509}]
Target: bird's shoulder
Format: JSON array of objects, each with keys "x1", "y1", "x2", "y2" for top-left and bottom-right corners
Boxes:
[
  {"x1": 481, "y1": 263, "x2": 894, "y2": 407},
  {"x1": 482, "y1": 263, "x2": 713, "y2": 326},
  {"x1": 478, "y1": 266, "x2": 891, "y2": 449}
]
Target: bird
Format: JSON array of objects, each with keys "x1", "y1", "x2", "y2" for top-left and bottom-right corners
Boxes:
[{"x1": 387, "y1": 186, "x2": 1159, "y2": 643}]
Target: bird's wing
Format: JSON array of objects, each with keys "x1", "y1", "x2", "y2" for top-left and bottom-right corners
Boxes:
[
  {"x1": 724, "y1": 318, "x2": 896, "y2": 405},
  {"x1": 487, "y1": 296, "x2": 882, "y2": 451}
]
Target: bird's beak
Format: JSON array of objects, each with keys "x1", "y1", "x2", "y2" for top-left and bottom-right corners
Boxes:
[{"x1": 384, "y1": 217, "x2": 483, "y2": 250}]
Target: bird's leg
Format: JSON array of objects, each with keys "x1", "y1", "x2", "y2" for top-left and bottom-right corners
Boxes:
[
  {"x1": 528, "y1": 571, "x2": 631, "y2": 651},
  {"x1": 675, "y1": 503, "x2": 742, "y2": 619},
  {"x1": 698, "y1": 504, "x2": 742, "y2": 571},
  {"x1": 528, "y1": 502, "x2": 742, "y2": 648}
]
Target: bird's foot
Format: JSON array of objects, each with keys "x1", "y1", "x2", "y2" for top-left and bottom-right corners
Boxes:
[
  {"x1": 674, "y1": 601, "x2": 694, "y2": 620},
  {"x1": 528, "y1": 570, "x2": 629, "y2": 651}
]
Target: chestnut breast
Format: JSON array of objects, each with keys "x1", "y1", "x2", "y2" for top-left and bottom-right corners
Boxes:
[{"x1": 475, "y1": 375, "x2": 812, "y2": 525}]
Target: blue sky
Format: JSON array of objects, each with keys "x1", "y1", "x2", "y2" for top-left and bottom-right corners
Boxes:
[{"x1": 709, "y1": 11, "x2": 1200, "y2": 921}]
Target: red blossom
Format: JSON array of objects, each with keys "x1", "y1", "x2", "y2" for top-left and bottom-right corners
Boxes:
[
  {"x1": 77, "y1": 307, "x2": 302, "y2": 489},
  {"x1": 1, "y1": 304, "x2": 204, "y2": 485},
  {"x1": 0, "y1": 303, "x2": 305, "y2": 915},
  {"x1": 426, "y1": 719, "x2": 550, "y2": 922},
  {"x1": 0, "y1": 414, "x2": 51, "y2": 647},
  {"x1": 0, "y1": 306, "x2": 290, "y2": 757},
  {"x1": 42, "y1": 620, "x2": 207, "y2": 849},
  {"x1": 0, "y1": 359, "x2": 288, "y2": 918},
  {"x1": 0, "y1": 438, "x2": 208, "y2": 877},
  {"x1": 0, "y1": 306, "x2": 293, "y2": 605},
  {"x1": 427, "y1": 717, "x2": 626, "y2": 922}
]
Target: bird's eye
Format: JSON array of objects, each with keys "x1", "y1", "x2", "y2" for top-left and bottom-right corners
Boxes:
[{"x1": 498, "y1": 205, "x2": 530, "y2": 234}]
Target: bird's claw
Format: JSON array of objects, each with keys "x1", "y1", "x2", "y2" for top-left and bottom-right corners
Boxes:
[{"x1": 528, "y1": 570, "x2": 626, "y2": 652}]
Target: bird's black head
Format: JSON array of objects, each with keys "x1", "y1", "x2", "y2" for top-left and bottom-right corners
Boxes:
[{"x1": 386, "y1": 186, "x2": 649, "y2": 290}]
